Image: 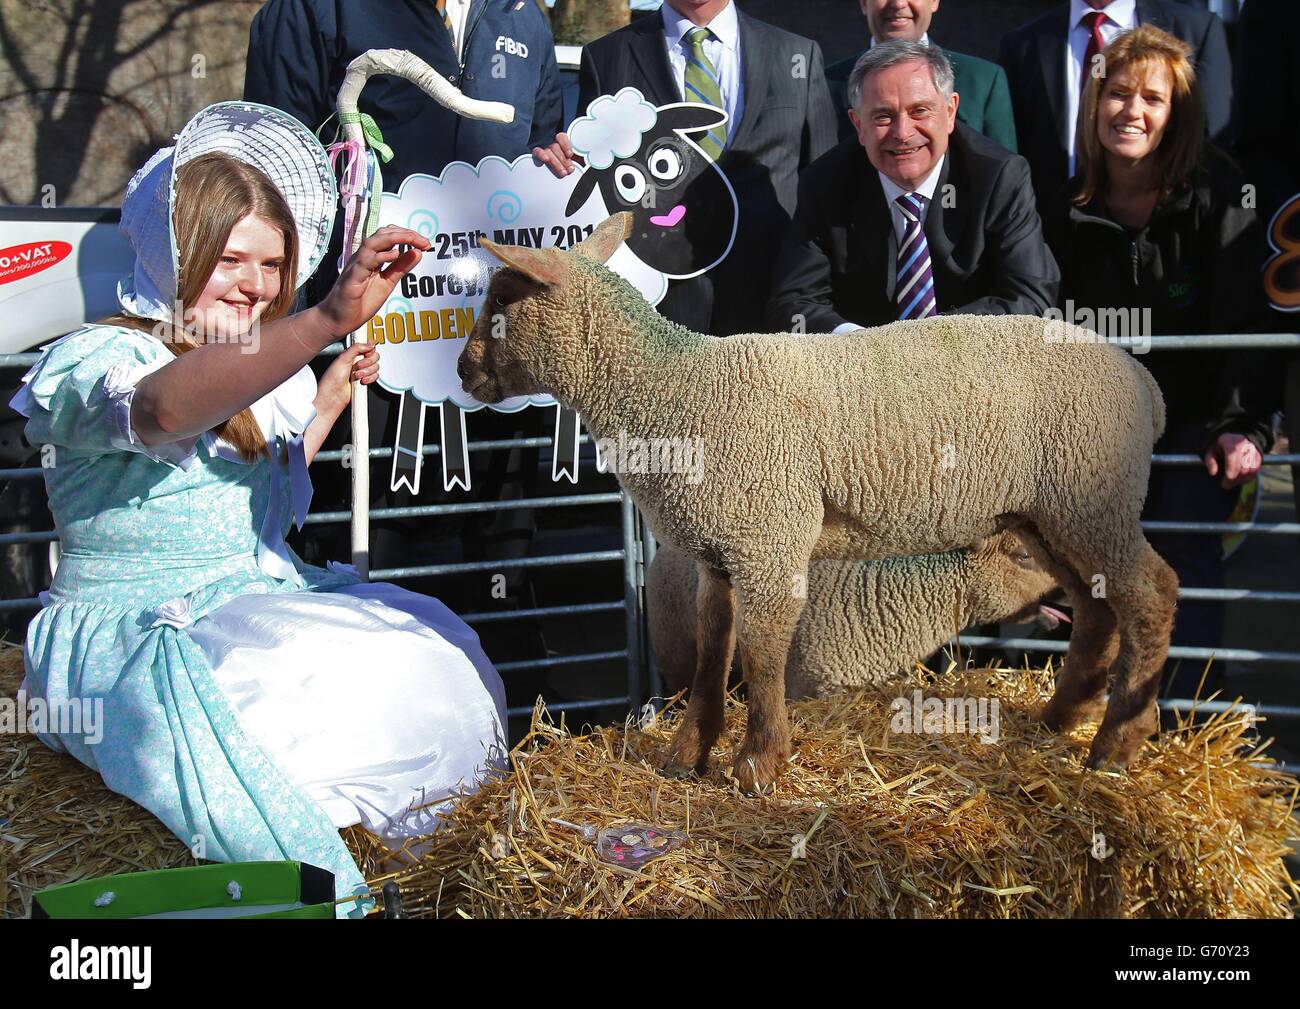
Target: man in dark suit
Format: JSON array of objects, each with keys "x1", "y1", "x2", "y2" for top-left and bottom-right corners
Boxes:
[
  {"x1": 825, "y1": 0, "x2": 1018, "y2": 152},
  {"x1": 1234, "y1": 0, "x2": 1298, "y2": 215},
  {"x1": 533, "y1": 0, "x2": 837, "y2": 336},
  {"x1": 998, "y1": 0, "x2": 1233, "y2": 202},
  {"x1": 767, "y1": 41, "x2": 1058, "y2": 333}
]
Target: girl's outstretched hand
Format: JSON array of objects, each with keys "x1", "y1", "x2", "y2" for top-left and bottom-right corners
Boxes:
[{"x1": 318, "y1": 226, "x2": 430, "y2": 338}]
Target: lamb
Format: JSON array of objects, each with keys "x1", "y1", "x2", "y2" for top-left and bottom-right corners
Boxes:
[
  {"x1": 648, "y1": 532, "x2": 1060, "y2": 700},
  {"x1": 458, "y1": 212, "x2": 1177, "y2": 792}
]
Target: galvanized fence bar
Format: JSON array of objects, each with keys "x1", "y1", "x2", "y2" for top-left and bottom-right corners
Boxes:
[
  {"x1": 506, "y1": 696, "x2": 629, "y2": 718},
  {"x1": 302, "y1": 492, "x2": 621, "y2": 523},
  {"x1": 459, "y1": 601, "x2": 624, "y2": 624},
  {"x1": 640, "y1": 514, "x2": 665, "y2": 702},
  {"x1": 953, "y1": 634, "x2": 1300, "y2": 665},
  {"x1": 372, "y1": 549, "x2": 625, "y2": 580},
  {"x1": 496, "y1": 650, "x2": 628, "y2": 673},
  {"x1": 622, "y1": 491, "x2": 643, "y2": 719}
]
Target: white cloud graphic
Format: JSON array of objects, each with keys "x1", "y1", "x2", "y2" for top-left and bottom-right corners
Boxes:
[{"x1": 568, "y1": 88, "x2": 658, "y2": 170}]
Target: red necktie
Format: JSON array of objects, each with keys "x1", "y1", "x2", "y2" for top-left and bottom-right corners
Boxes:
[{"x1": 1080, "y1": 10, "x2": 1110, "y2": 96}]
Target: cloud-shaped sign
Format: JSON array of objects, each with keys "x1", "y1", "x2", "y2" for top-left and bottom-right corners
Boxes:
[{"x1": 367, "y1": 154, "x2": 666, "y2": 411}]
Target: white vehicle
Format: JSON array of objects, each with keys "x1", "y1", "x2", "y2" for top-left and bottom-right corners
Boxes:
[{"x1": 0, "y1": 207, "x2": 132, "y2": 357}]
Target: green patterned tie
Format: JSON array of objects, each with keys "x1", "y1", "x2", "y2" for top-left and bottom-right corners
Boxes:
[{"x1": 684, "y1": 27, "x2": 726, "y2": 158}]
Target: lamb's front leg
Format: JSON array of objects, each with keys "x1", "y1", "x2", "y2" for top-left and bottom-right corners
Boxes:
[
  {"x1": 730, "y1": 574, "x2": 807, "y2": 794},
  {"x1": 663, "y1": 563, "x2": 735, "y2": 777}
]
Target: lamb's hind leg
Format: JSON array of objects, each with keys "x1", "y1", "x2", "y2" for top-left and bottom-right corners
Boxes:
[
  {"x1": 1041, "y1": 588, "x2": 1117, "y2": 730},
  {"x1": 1013, "y1": 522, "x2": 1118, "y2": 730},
  {"x1": 1087, "y1": 542, "x2": 1178, "y2": 770},
  {"x1": 662, "y1": 563, "x2": 735, "y2": 777}
]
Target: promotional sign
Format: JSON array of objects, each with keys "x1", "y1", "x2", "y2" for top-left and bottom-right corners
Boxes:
[{"x1": 367, "y1": 87, "x2": 739, "y2": 492}]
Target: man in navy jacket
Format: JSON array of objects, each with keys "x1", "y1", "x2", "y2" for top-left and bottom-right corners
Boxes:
[{"x1": 245, "y1": 0, "x2": 563, "y2": 197}]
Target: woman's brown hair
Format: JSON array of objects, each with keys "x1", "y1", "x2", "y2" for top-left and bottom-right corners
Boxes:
[
  {"x1": 1074, "y1": 24, "x2": 1205, "y2": 206},
  {"x1": 103, "y1": 152, "x2": 300, "y2": 460}
]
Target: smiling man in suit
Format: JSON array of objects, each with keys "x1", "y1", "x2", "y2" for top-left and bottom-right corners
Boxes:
[
  {"x1": 767, "y1": 41, "x2": 1058, "y2": 334},
  {"x1": 533, "y1": 0, "x2": 837, "y2": 335},
  {"x1": 998, "y1": 0, "x2": 1233, "y2": 202}
]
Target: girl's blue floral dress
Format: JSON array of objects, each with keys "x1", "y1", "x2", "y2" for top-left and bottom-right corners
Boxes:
[{"x1": 11, "y1": 324, "x2": 507, "y2": 917}]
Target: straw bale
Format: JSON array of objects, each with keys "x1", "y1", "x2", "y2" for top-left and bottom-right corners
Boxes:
[
  {"x1": 3, "y1": 645, "x2": 1295, "y2": 918},
  {"x1": 351, "y1": 665, "x2": 1297, "y2": 918}
]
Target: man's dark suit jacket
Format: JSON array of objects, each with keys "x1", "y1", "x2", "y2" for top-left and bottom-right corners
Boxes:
[
  {"x1": 998, "y1": 0, "x2": 1234, "y2": 202},
  {"x1": 766, "y1": 123, "x2": 1060, "y2": 333},
  {"x1": 578, "y1": 10, "x2": 837, "y2": 335}
]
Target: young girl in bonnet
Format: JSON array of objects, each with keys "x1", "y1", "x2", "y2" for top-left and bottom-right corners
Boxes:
[{"x1": 10, "y1": 102, "x2": 507, "y2": 916}]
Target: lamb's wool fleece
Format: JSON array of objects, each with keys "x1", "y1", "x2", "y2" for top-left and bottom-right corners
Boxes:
[
  {"x1": 648, "y1": 537, "x2": 1056, "y2": 699},
  {"x1": 535, "y1": 256, "x2": 1164, "y2": 580}
]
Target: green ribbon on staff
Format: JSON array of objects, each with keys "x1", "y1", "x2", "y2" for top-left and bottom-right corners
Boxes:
[
  {"x1": 339, "y1": 110, "x2": 393, "y2": 238},
  {"x1": 338, "y1": 110, "x2": 393, "y2": 162}
]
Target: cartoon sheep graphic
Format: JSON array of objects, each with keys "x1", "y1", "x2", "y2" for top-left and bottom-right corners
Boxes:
[{"x1": 565, "y1": 88, "x2": 739, "y2": 281}]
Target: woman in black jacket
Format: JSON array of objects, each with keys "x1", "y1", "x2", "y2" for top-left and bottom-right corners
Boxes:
[{"x1": 1043, "y1": 24, "x2": 1275, "y2": 697}]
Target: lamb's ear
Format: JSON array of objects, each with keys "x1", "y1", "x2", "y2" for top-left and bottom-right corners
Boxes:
[
  {"x1": 572, "y1": 213, "x2": 634, "y2": 265},
  {"x1": 479, "y1": 238, "x2": 567, "y2": 286}
]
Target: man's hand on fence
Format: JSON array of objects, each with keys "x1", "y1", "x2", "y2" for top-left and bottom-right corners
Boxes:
[{"x1": 1204, "y1": 432, "x2": 1263, "y2": 489}]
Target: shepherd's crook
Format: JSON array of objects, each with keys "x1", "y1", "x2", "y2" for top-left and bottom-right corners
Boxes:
[{"x1": 335, "y1": 49, "x2": 514, "y2": 578}]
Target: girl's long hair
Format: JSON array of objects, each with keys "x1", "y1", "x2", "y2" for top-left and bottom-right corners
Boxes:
[
  {"x1": 102, "y1": 152, "x2": 301, "y2": 460},
  {"x1": 1074, "y1": 24, "x2": 1205, "y2": 206}
]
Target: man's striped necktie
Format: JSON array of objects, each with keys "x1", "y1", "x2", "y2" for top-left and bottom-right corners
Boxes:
[
  {"x1": 895, "y1": 193, "x2": 937, "y2": 320},
  {"x1": 684, "y1": 27, "x2": 726, "y2": 159},
  {"x1": 435, "y1": 0, "x2": 456, "y2": 47}
]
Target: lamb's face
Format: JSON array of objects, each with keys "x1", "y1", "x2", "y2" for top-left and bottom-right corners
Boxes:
[
  {"x1": 458, "y1": 267, "x2": 553, "y2": 404},
  {"x1": 966, "y1": 531, "x2": 1061, "y2": 628},
  {"x1": 459, "y1": 214, "x2": 635, "y2": 405}
]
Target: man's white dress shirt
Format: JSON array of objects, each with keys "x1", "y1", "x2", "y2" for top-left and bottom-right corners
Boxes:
[
  {"x1": 832, "y1": 154, "x2": 947, "y2": 333},
  {"x1": 446, "y1": 0, "x2": 473, "y2": 60}
]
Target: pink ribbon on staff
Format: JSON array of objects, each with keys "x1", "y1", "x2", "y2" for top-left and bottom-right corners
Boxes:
[{"x1": 327, "y1": 139, "x2": 369, "y2": 271}]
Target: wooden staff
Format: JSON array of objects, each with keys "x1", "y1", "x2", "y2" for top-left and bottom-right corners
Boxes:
[{"x1": 334, "y1": 49, "x2": 513, "y2": 578}]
